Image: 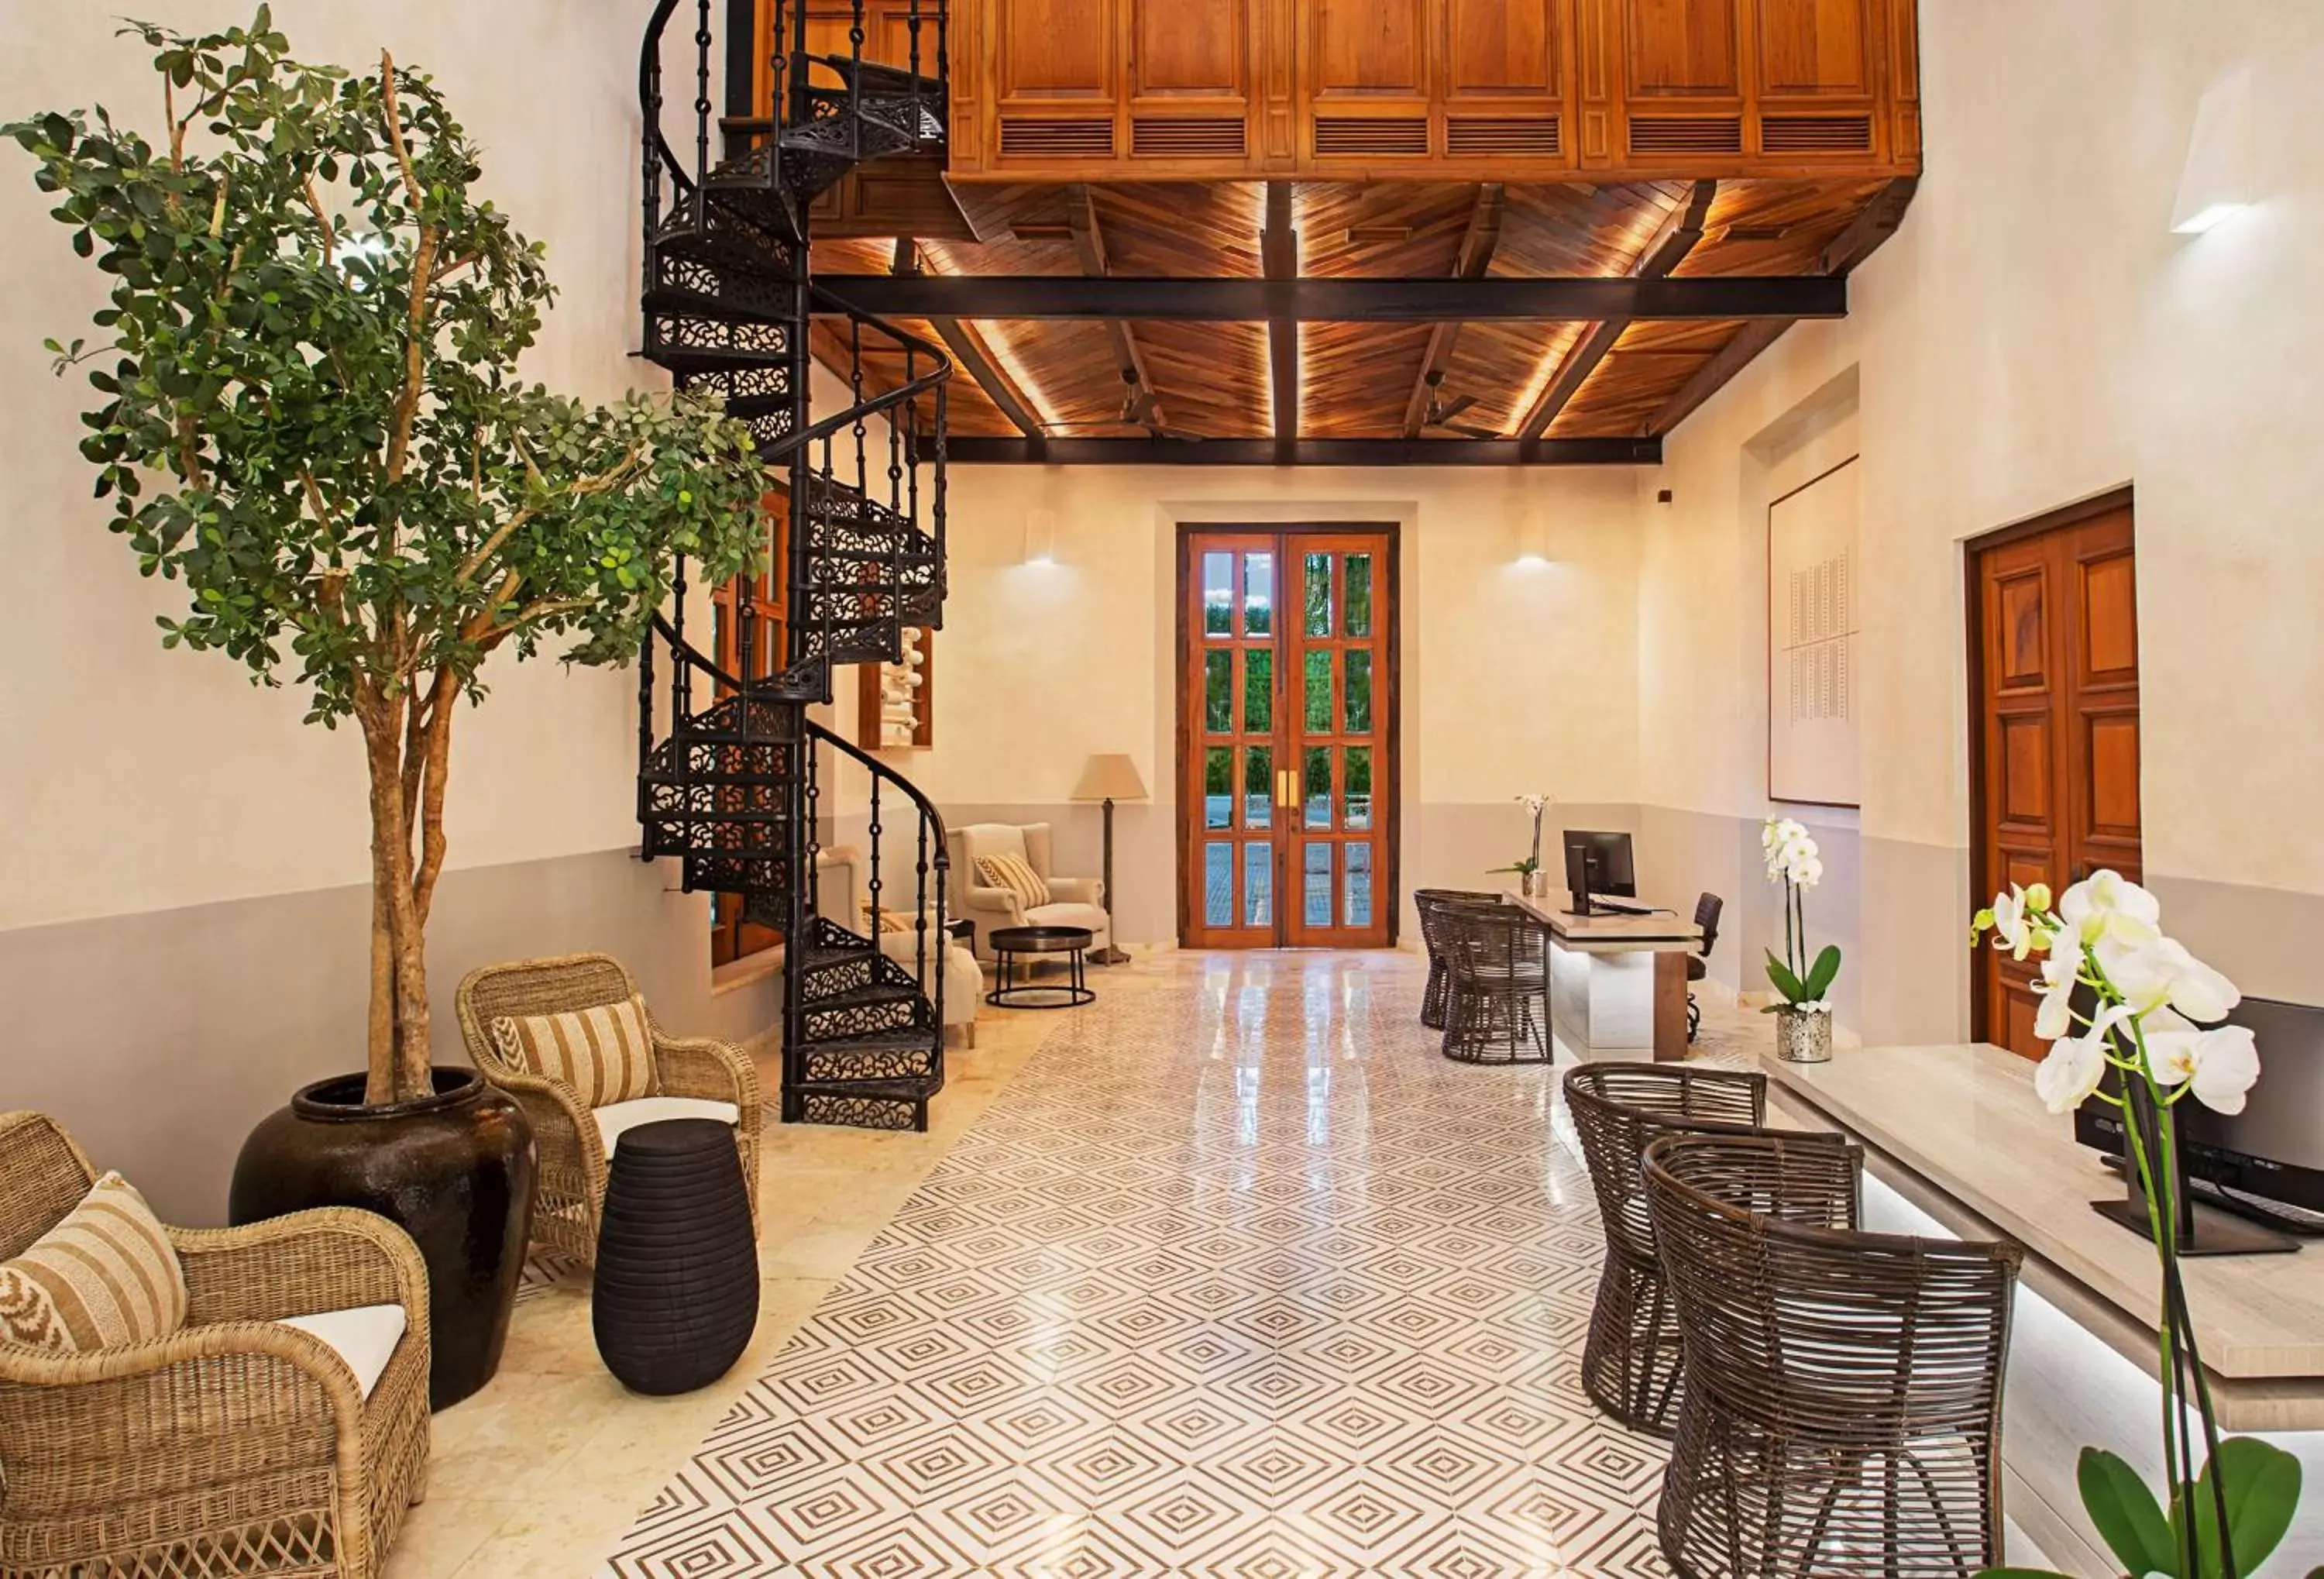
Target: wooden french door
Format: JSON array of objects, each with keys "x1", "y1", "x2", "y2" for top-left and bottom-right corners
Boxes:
[
  {"x1": 1970, "y1": 493, "x2": 2141, "y2": 1056},
  {"x1": 1179, "y1": 528, "x2": 1396, "y2": 948}
]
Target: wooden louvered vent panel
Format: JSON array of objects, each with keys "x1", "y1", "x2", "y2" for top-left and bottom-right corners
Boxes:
[
  {"x1": 1313, "y1": 116, "x2": 1430, "y2": 157},
  {"x1": 998, "y1": 118, "x2": 1116, "y2": 157},
  {"x1": 1446, "y1": 116, "x2": 1561, "y2": 157},
  {"x1": 1760, "y1": 114, "x2": 1875, "y2": 153},
  {"x1": 1131, "y1": 116, "x2": 1248, "y2": 157},
  {"x1": 1627, "y1": 116, "x2": 1744, "y2": 156}
]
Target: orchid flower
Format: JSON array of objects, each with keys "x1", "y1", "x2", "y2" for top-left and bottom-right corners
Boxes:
[
  {"x1": 2143, "y1": 1010, "x2": 2262, "y2": 1115},
  {"x1": 2034, "y1": 1002, "x2": 2133, "y2": 1114}
]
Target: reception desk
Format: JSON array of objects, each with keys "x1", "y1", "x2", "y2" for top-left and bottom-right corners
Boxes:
[{"x1": 1504, "y1": 890, "x2": 1700, "y2": 1061}]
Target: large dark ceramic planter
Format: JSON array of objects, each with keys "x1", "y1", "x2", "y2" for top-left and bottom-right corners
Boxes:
[{"x1": 231, "y1": 1066, "x2": 535, "y2": 1410}]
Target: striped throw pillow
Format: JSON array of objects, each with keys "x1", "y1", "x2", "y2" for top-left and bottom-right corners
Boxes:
[
  {"x1": 975, "y1": 851, "x2": 1052, "y2": 910},
  {"x1": 0, "y1": 1171, "x2": 187, "y2": 1353},
  {"x1": 490, "y1": 995, "x2": 658, "y2": 1109}
]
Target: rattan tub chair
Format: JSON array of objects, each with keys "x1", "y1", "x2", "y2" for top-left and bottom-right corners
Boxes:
[
  {"x1": 456, "y1": 953, "x2": 761, "y2": 1264},
  {"x1": 1563, "y1": 1065, "x2": 1803, "y2": 1434},
  {"x1": 1413, "y1": 889, "x2": 1504, "y2": 1030},
  {"x1": 0, "y1": 1111, "x2": 431, "y2": 1579},
  {"x1": 1439, "y1": 901, "x2": 1552, "y2": 1062},
  {"x1": 1643, "y1": 1131, "x2": 2023, "y2": 1579}
]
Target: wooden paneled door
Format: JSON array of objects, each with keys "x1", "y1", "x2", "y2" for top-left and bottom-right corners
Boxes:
[
  {"x1": 1179, "y1": 528, "x2": 1397, "y2": 948},
  {"x1": 1970, "y1": 492, "x2": 2140, "y2": 1056}
]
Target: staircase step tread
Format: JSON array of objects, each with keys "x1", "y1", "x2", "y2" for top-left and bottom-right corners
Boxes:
[
  {"x1": 803, "y1": 1027, "x2": 940, "y2": 1054},
  {"x1": 793, "y1": 1075, "x2": 939, "y2": 1100}
]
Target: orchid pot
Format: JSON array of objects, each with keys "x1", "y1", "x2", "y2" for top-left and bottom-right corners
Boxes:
[{"x1": 1772, "y1": 1002, "x2": 1834, "y2": 1063}]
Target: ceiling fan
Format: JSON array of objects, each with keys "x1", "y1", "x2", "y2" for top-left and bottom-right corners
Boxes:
[
  {"x1": 1049, "y1": 370, "x2": 1206, "y2": 441},
  {"x1": 1420, "y1": 370, "x2": 1501, "y2": 439}
]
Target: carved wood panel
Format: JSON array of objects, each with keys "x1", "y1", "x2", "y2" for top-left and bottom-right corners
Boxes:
[{"x1": 955, "y1": 0, "x2": 1917, "y2": 180}]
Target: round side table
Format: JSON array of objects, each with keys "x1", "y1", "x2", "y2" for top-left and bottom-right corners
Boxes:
[
  {"x1": 592, "y1": 1117, "x2": 758, "y2": 1395},
  {"x1": 986, "y1": 925, "x2": 1096, "y2": 1009}
]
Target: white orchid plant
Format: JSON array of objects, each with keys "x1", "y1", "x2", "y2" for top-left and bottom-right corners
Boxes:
[
  {"x1": 1761, "y1": 817, "x2": 1839, "y2": 1013},
  {"x1": 1491, "y1": 793, "x2": 1551, "y2": 879},
  {"x1": 1972, "y1": 873, "x2": 2307, "y2": 1579}
]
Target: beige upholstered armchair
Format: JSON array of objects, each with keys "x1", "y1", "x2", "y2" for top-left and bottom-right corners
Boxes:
[
  {"x1": 947, "y1": 822, "x2": 1112, "y2": 961},
  {"x1": 456, "y1": 953, "x2": 761, "y2": 1264},
  {"x1": 0, "y1": 1111, "x2": 431, "y2": 1579}
]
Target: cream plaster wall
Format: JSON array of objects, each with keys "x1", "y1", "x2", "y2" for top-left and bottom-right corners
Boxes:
[
  {"x1": 834, "y1": 463, "x2": 1648, "y2": 944},
  {"x1": 0, "y1": 0, "x2": 663, "y2": 932},
  {"x1": 1638, "y1": 0, "x2": 2324, "y2": 1038}
]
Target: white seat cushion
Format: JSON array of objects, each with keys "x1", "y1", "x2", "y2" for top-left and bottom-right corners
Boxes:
[
  {"x1": 1023, "y1": 901, "x2": 1109, "y2": 937},
  {"x1": 277, "y1": 1304, "x2": 407, "y2": 1401},
  {"x1": 592, "y1": 1096, "x2": 740, "y2": 1154}
]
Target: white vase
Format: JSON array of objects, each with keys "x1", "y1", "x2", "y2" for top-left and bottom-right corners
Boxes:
[{"x1": 1773, "y1": 1006, "x2": 1833, "y2": 1063}]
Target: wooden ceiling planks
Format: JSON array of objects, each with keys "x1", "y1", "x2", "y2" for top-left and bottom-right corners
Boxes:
[{"x1": 787, "y1": 174, "x2": 1911, "y2": 456}]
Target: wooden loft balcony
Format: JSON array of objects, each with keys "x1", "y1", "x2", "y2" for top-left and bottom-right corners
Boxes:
[
  {"x1": 786, "y1": 0, "x2": 1921, "y2": 462},
  {"x1": 940, "y1": 0, "x2": 1919, "y2": 185}
]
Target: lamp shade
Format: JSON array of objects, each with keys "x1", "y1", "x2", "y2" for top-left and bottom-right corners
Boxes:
[{"x1": 1071, "y1": 753, "x2": 1149, "y2": 802}]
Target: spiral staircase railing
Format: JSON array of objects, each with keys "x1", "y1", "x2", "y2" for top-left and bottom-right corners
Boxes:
[{"x1": 636, "y1": 0, "x2": 957, "y2": 1132}]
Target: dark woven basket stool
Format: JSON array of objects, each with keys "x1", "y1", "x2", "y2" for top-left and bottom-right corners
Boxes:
[{"x1": 593, "y1": 1116, "x2": 759, "y2": 1395}]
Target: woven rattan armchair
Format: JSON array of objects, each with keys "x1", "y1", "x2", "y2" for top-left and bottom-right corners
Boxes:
[
  {"x1": 1438, "y1": 901, "x2": 1552, "y2": 1063},
  {"x1": 1563, "y1": 1065, "x2": 1788, "y2": 1435},
  {"x1": 0, "y1": 1111, "x2": 430, "y2": 1579},
  {"x1": 1643, "y1": 1131, "x2": 2023, "y2": 1579},
  {"x1": 1413, "y1": 889, "x2": 1503, "y2": 1030},
  {"x1": 456, "y1": 953, "x2": 761, "y2": 1264}
]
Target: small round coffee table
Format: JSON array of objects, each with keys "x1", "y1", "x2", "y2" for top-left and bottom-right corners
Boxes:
[{"x1": 986, "y1": 925, "x2": 1096, "y2": 1009}]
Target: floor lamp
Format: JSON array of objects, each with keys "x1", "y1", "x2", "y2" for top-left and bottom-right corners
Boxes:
[{"x1": 1071, "y1": 754, "x2": 1147, "y2": 965}]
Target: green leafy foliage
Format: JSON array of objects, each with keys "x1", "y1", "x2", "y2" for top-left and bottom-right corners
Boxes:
[
  {"x1": 1803, "y1": 942, "x2": 1842, "y2": 999},
  {"x1": 2187, "y1": 1437, "x2": 2303, "y2": 1578},
  {"x1": 2080, "y1": 1447, "x2": 2178, "y2": 1578},
  {"x1": 1764, "y1": 948, "x2": 1806, "y2": 1003},
  {"x1": 6, "y1": 9, "x2": 768, "y2": 725}
]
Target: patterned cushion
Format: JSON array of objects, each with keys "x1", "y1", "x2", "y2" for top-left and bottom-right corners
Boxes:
[
  {"x1": 491, "y1": 995, "x2": 658, "y2": 1108},
  {"x1": 975, "y1": 851, "x2": 1052, "y2": 910},
  {"x1": 858, "y1": 902, "x2": 920, "y2": 934},
  {"x1": 0, "y1": 1171, "x2": 187, "y2": 1353}
]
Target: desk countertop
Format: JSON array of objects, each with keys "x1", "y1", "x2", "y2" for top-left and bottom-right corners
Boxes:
[
  {"x1": 1763, "y1": 1042, "x2": 2324, "y2": 1422},
  {"x1": 1503, "y1": 889, "x2": 1701, "y2": 952}
]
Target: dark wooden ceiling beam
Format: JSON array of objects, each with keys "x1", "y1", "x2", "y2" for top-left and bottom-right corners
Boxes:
[
  {"x1": 941, "y1": 436, "x2": 1659, "y2": 466},
  {"x1": 812, "y1": 271, "x2": 1844, "y2": 322},
  {"x1": 1642, "y1": 175, "x2": 1919, "y2": 438},
  {"x1": 890, "y1": 239, "x2": 1049, "y2": 451},
  {"x1": 1066, "y1": 185, "x2": 1169, "y2": 432},
  {"x1": 1517, "y1": 180, "x2": 1717, "y2": 446},
  {"x1": 1262, "y1": 181, "x2": 1299, "y2": 456},
  {"x1": 1400, "y1": 183, "x2": 1506, "y2": 439}
]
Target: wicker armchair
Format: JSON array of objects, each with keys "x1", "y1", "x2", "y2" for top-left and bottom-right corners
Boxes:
[
  {"x1": 1563, "y1": 1065, "x2": 1792, "y2": 1435},
  {"x1": 0, "y1": 1112, "x2": 430, "y2": 1579},
  {"x1": 1413, "y1": 889, "x2": 1502, "y2": 1030},
  {"x1": 1643, "y1": 1132, "x2": 2023, "y2": 1579},
  {"x1": 1438, "y1": 901, "x2": 1552, "y2": 1063},
  {"x1": 456, "y1": 953, "x2": 761, "y2": 1264}
]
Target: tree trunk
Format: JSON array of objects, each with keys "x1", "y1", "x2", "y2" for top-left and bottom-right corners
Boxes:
[{"x1": 356, "y1": 679, "x2": 435, "y2": 1105}]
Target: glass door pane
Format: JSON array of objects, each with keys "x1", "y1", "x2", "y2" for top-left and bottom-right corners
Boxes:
[
  {"x1": 1284, "y1": 535, "x2": 1393, "y2": 948},
  {"x1": 1183, "y1": 535, "x2": 1283, "y2": 948}
]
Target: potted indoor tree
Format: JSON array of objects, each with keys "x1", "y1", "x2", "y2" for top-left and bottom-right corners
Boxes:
[{"x1": 9, "y1": 11, "x2": 767, "y2": 1405}]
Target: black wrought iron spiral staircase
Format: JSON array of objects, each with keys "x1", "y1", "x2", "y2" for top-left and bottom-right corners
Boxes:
[{"x1": 635, "y1": 0, "x2": 956, "y2": 1131}]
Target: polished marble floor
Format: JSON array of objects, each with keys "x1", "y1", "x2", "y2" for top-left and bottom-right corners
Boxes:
[{"x1": 590, "y1": 951, "x2": 1752, "y2": 1577}]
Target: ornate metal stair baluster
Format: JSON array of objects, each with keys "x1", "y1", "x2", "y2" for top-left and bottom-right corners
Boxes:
[{"x1": 634, "y1": 0, "x2": 955, "y2": 1132}]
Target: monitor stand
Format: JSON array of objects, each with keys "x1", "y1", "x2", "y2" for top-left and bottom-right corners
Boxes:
[{"x1": 2091, "y1": 1197, "x2": 2298, "y2": 1256}]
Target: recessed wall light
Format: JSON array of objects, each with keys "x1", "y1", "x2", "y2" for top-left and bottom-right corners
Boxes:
[
  {"x1": 2171, "y1": 69, "x2": 2254, "y2": 236},
  {"x1": 1023, "y1": 507, "x2": 1058, "y2": 566}
]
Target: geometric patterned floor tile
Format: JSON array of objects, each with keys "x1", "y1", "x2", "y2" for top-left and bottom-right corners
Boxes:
[{"x1": 603, "y1": 952, "x2": 1769, "y2": 1577}]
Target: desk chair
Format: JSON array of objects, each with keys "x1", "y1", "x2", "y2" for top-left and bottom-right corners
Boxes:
[{"x1": 1686, "y1": 893, "x2": 1723, "y2": 1041}]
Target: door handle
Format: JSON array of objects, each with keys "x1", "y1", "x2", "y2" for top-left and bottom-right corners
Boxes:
[{"x1": 1276, "y1": 769, "x2": 1294, "y2": 810}]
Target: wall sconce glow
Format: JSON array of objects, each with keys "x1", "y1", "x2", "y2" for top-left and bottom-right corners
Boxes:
[
  {"x1": 1023, "y1": 507, "x2": 1059, "y2": 566},
  {"x1": 1513, "y1": 508, "x2": 1551, "y2": 567},
  {"x1": 2171, "y1": 69, "x2": 2254, "y2": 236}
]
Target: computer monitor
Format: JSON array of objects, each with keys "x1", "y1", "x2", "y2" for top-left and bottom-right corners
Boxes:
[
  {"x1": 2075, "y1": 994, "x2": 2324, "y2": 1230},
  {"x1": 1560, "y1": 831, "x2": 1636, "y2": 899}
]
